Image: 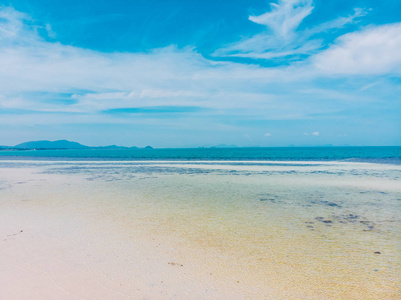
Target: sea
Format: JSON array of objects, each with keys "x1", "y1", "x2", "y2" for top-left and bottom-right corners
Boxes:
[
  {"x1": 1, "y1": 146, "x2": 400, "y2": 298},
  {"x1": 0, "y1": 146, "x2": 400, "y2": 163}
]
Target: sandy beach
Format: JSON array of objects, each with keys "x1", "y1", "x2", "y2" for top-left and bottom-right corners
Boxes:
[{"x1": 1, "y1": 161, "x2": 400, "y2": 299}]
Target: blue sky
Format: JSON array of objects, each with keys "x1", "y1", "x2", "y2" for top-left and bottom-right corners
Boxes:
[{"x1": 0, "y1": 0, "x2": 400, "y2": 147}]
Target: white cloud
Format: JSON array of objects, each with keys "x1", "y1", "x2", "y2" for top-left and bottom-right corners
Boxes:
[
  {"x1": 0, "y1": 7, "x2": 29, "y2": 40},
  {"x1": 264, "y1": 132, "x2": 271, "y2": 136},
  {"x1": 249, "y1": 0, "x2": 314, "y2": 39},
  {"x1": 0, "y1": 8, "x2": 226, "y2": 112},
  {"x1": 45, "y1": 24, "x2": 56, "y2": 38},
  {"x1": 221, "y1": 39, "x2": 320, "y2": 60},
  {"x1": 0, "y1": 6, "x2": 320, "y2": 117},
  {"x1": 214, "y1": 0, "x2": 314, "y2": 59},
  {"x1": 313, "y1": 23, "x2": 401, "y2": 74},
  {"x1": 359, "y1": 81, "x2": 381, "y2": 91},
  {"x1": 305, "y1": 8, "x2": 368, "y2": 36},
  {"x1": 214, "y1": 1, "x2": 368, "y2": 61},
  {"x1": 304, "y1": 132, "x2": 319, "y2": 136},
  {"x1": 139, "y1": 89, "x2": 204, "y2": 99}
]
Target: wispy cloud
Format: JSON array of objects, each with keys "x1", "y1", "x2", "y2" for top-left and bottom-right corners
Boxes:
[
  {"x1": 249, "y1": 0, "x2": 314, "y2": 39},
  {"x1": 214, "y1": 0, "x2": 314, "y2": 59},
  {"x1": 214, "y1": 0, "x2": 367, "y2": 61},
  {"x1": 305, "y1": 8, "x2": 368, "y2": 35},
  {"x1": 0, "y1": 7, "x2": 311, "y2": 117},
  {"x1": 0, "y1": 6, "x2": 29, "y2": 40},
  {"x1": 44, "y1": 24, "x2": 56, "y2": 38}
]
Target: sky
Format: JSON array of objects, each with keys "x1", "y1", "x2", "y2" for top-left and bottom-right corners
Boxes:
[{"x1": 0, "y1": 0, "x2": 400, "y2": 147}]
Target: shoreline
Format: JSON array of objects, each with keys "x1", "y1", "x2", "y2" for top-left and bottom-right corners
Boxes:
[{"x1": 0, "y1": 158, "x2": 400, "y2": 165}]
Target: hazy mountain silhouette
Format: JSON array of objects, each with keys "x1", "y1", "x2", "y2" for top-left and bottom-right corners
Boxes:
[
  {"x1": 14, "y1": 140, "x2": 88, "y2": 149},
  {"x1": 1, "y1": 140, "x2": 144, "y2": 150}
]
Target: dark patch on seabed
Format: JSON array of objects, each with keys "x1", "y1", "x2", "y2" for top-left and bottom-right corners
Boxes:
[
  {"x1": 258, "y1": 191, "x2": 345, "y2": 208},
  {"x1": 259, "y1": 194, "x2": 281, "y2": 203},
  {"x1": 359, "y1": 191, "x2": 389, "y2": 195},
  {"x1": 304, "y1": 213, "x2": 377, "y2": 232},
  {"x1": 310, "y1": 200, "x2": 342, "y2": 208}
]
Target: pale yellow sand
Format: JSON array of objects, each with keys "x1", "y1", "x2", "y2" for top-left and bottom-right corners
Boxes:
[
  {"x1": 0, "y1": 167, "x2": 281, "y2": 299},
  {"x1": 0, "y1": 162, "x2": 400, "y2": 299}
]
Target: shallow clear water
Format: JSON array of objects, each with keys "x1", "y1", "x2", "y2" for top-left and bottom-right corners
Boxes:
[{"x1": 1, "y1": 159, "x2": 400, "y2": 298}]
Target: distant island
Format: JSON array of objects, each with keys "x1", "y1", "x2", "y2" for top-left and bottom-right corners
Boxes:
[
  {"x1": 0, "y1": 140, "x2": 243, "y2": 150},
  {"x1": 0, "y1": 140, "x2": 152, "y2": 150}
]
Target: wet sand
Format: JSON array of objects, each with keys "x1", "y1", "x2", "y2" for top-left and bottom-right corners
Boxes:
[{"x1": 0, "y1": 161, "x2": 400, "y2": 299}]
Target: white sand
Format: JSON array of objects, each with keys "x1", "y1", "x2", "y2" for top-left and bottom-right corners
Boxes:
[{"x1": 0, "y1": 167, "x2": 279, "y2": 299}]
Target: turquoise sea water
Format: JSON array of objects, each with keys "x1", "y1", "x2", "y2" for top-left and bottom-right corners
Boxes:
[{"x1": 0, "y1": 146, "x2": 400, "y2": 163}]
